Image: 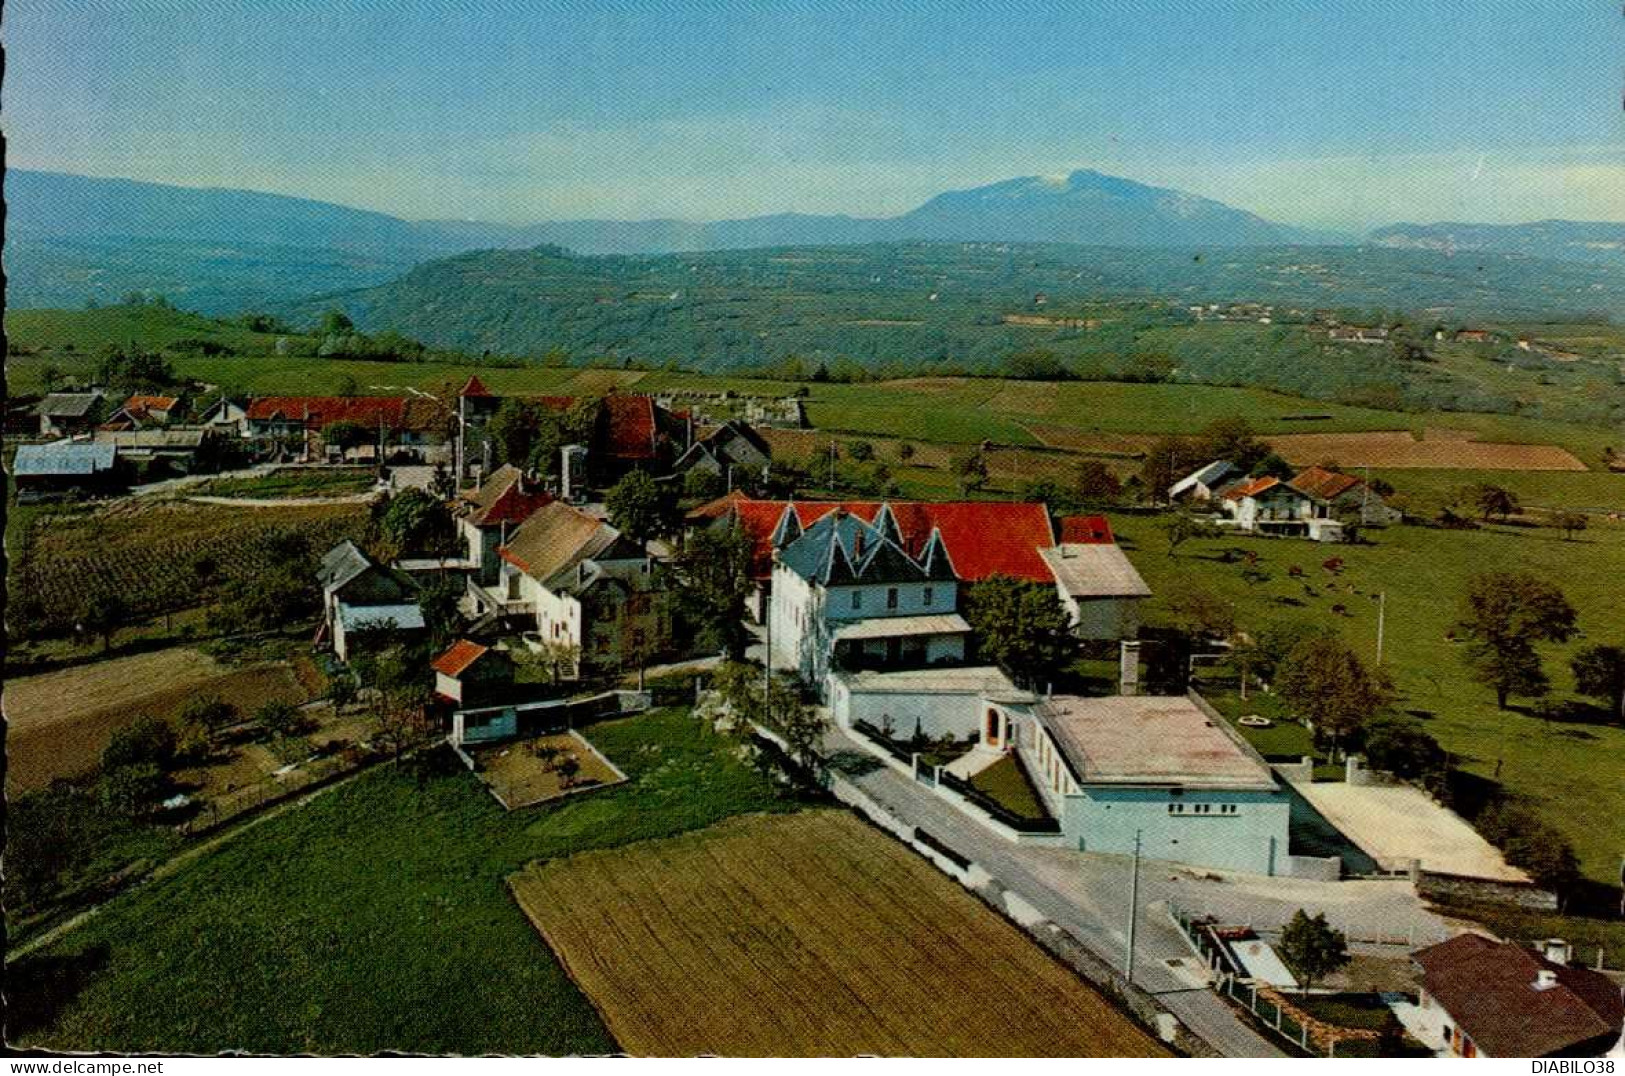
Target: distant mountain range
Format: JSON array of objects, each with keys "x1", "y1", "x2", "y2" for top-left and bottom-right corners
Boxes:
[
  {"x1": 1370, "y1": 220, "x2": 1625, "y2": 264},
  {"x1": 6, "y1": 168, "x2": 1621, "y2": 314}
]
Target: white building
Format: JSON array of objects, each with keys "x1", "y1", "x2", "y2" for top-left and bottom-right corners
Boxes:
[
  {"x1": 1041, "y1": 542, "x2": 1152, "y2": 640},
  {"x1": 1168, "y1": 460, "x2": 1238, "y2": 503}
]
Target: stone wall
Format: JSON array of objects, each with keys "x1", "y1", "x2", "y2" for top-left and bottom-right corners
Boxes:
[{"x1": 1416, "y1": 870, "x2": 1558, "y2": 911}]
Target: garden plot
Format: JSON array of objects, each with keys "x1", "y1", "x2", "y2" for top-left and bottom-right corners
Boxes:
[{"x1": 468, "y1": 731, "x2": 626, "y2": 809}]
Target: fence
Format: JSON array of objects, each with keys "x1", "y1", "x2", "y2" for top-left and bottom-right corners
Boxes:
[{"x1": 1214, "y1": 976, "x2": 1385, "y2": 1058}]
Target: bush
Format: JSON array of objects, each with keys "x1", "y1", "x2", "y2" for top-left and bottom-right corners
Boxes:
[
  {"x1": 1360, "y1": 716, "x2": 1445, "y2": 779},
  {"x1": 254, "y1": 701, "x2": 312, "y2": 739}
]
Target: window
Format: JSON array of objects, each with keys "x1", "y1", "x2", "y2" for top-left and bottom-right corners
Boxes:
[
  {"x1": 1168, "y1": 803, "x2": 1185, "y2": 814},
  {"x1": 923, "y1": 586, "x2": 933, "y2": 607},
  {"x1": 887, "y1": 587, "x2": 899, "y2": 610},
  {"x1": 1220, "y1": 804, "x2": 1237, "y2": 815},
  {"x1": 851, "y1": 591, "x2": 862, "y2": 610}
]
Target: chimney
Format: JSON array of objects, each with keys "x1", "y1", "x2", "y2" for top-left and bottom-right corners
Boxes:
[
  {"x1": 853, "y1": 530, "x2": 864, "y2": 559},
  {"x1": 1534, "y1": 969, "x2": 1559, "y2": 991},
  {"x1": 1542, "y1": 939, "x2": 1572, "y2": 966}
]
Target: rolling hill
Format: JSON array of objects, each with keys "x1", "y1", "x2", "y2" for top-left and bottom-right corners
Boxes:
[{"x1": 1370, "y1": 220, "x2": 1625, "y2": 265}]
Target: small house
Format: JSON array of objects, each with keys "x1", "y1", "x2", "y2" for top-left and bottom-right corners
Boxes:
[
  {"x1": 1168, "y1": 460, "x2": 1237, "y2": 503},
  {"x1": 12, "y1": 441, "x2": 125, "y2": 501},
  {"x1": 1410, "y1": 934, "x2": 1624, "y2": 1058},
  {"x1": 316, "y1": 540, "x2": 425, "y2": 661},
  {"x1": 1041, "y1": 517, "x2": 1152, "y2": 640},
  {"x1": 37, "y1": 391, "x2": 106, "y2": 437},
  {"x1": 431, "y1": 639, "x2": 515, "y2": 709}
]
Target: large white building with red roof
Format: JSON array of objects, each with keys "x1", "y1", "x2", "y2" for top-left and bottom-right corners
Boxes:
[{"x1": 740, "y1": 497, "x2": 1149, "y2": 684}]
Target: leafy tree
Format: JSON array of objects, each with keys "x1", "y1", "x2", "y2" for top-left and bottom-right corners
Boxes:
[
  {"x1": 670, "y1": 524, "x2": 755, "y2": 661},
  {"x1": 319, "y1": 308, "x2": 355, "y2": 336},
  {"x1": 555, "y1": 753, "x2": 582, "y2": 788},
  {"x1": 487, "y1": 397, "x2": 542, "y2": 467},
  {"x1": 895, "y1": 442, "x2": 916, "y2": 463},
  {"x1": 430, "y1": 462, "x2": 457, "y2": 501},
  {"x1": 99, "y1": 762, "x2": 167, "y2": 818},
  {"x1": 254, "y1": 701, "x2": 309, "y2": 739},
  {"x1": 605, "y1": 470, "x2": 671, "y2": 542},
  {"x1": 323, "y1": 420, "x2": 371, "y2": 453},
  {"x1": 327, "y1": 669, "x2": 359, "y2": 711},
  {"x1": 1020, "y1": 477, "x2": 1078, "y2": 515},
  {"x1": 1470, "y1": 483, "x2": 1519, "y2": 522},
  {"x1": 1458, "y1": 572, "x2": 1578, "y2": 708},
  {"x1": 710, "y1": 662, "x2": 829, "y2": 789},
  {"x1": 1553, "y1": 512, "x2": 1587, "y2": 540},
  {"x1": 1276, "y1": 635, "x2": 1392, "y2": 755},
  {"x1": 379, "y1": 488, "x2": 450, "y2": 555},
  {"x1": 79, "y1": 589, "x2": 128, "y2": 652},
  {"x1": 335, "y1": 374, "x2": 360, "y2": 398},
  {"x1": 1072, "y1": 459, "x2": 1123, "y2": 505},
  {"x1": 1571, "y1": 644, "x2": 1625, "y2": 724},
  {"x1": 1360, "y1": 715, "x2": 1445, "y2": 779},
  {"x1": 1278, "y1": 910, "x2": 1350, "y2": 994},
  {"x1": 682, "y1": 467, "x2": 726, "y2": 503},
  {"x1": 178, "y1": 696, "x2": 239, "y2": 732},
  {"x1": 963, "y1": 576, "x2": 1075, "y2": 689},
  {"x1": 846, "y1": 440, "x2": 875, "y2": 463},
  {"x1": 1197, "y1": 417, "x2": 1271, "y2": 473},
  {"x1": 1250, "y1": 451, "x2": 1295, "y2": 480},
  {"x1": 950, "y1": 449, "x2": 989, "y2": 493},
  {"x1": 1477, "y1": 802, "x2": 1581, "y2": 907},
  {"x1": 1140, "y1": 435, "x2": 1201, "y2": 505},
  {"x1": 417, "y1": 573, "x2": 464, "y2": 650},
  {"x1": 103, "y1": 715, "x2": 179, "y2": 772},
  {"x1": 1164, "y1": 513, "x2": 1220, "y2": 557}
]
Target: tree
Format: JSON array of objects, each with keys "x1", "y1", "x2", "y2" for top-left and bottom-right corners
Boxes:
[
  {"x1": 1471, "y1": 483, "x2": 1519, "y2": 523},
  {"x1": 254, "y1": 701, "x2": 309, "y2": 739},
  {"x1": 1276, "y1": 635, "x2": 1392, "y2": 756},
  {"x1": 487, "y1": 398, "x2": 541, "y2": 467},
  {"x1": 1250, "y1": 451, "x2": 1295, "y2": 480},
  {"x1": 319, "y1": 308, "x2": 355, "y2": 336},
  {"x1": 430, "y1": 462, "x2": 457, "y2": 502},
  {"x1": 710, "y1": 662, "x2": 829, "y2": 790},
  {"x1": 379, "y1": 488, "x2": 450, "y2": 555},
  {"x1": 682, "y1": 466, "x2": 725, "y2": 503},
  {"x1": 1167, "y1": 586, "x2": 1236, "y2": 642},
  {"x1": 1072, "y1": 459, "x2": 1123, "y2": 506},
  {"x1": 1571, "y1": 644, "x2": 1625, "y2": 724},
  {"x1": 178, "y1": 695, "x2": 239, "y2": 733},
  {"x1": 1360, "y1": 715, "x2": 1445, "y2": 779},
  {"x1": 963, "y1": 576, "x2": 1075, "y2": 689},
  {"x1": 895, "y1": 442, "x2": 916, "y2": 464},
  {"x1": 1164, "y1": 513, "x2": 1220, "y2": 557},
  {"x1": 555, "y1": 753, "x2": 582, "y2": 788},
  {"x1": 323, "y1": 420, "x2": 371, "y2": 454},
  {"x1": 335, "y1": 373, "x2": 360, "y2": 398},
  {"x1": 846, "y1": 440, "x2": 875, "y2": 463},
  {"x1": 1277, "y1": 910, "x2": 1350, "y2": 994},
  {"x1": 103, "y1": 715, "x2": 179, "y2": 772},
  {"x1": 1458, "y1": 572, "x2": 1578, "y2": 709},
  {"x1": 417, "y1": 573, "x2": 464, "y2": 650},
  {"x1": 950, "y1": 449, "x2": 989, "y2": 494},
  {"x1": 79, "y1": 589, "x2": 128, "y2": 652},
  {"x1": 1139, "y1": 435, "x2": 1200, "y2": 506},
  {"x1": 1197, "y1": 417, "x2": 1271, "y2": 474},
  {"x1": 1553, "y1": 511, "x2": 1587, "y2": 540},
  {"x1": 605, "y1": 470, "x2": 671, "y2": 543},
  {"x1": 1478, "y1": 802, "x2": 1582, "y2": 907},
  {"x1": 670, "y1": 524, "x2": 755, "y2": 661},
  {"x1": 100, "y1": 762, "x2": 167, "y2": 818}
]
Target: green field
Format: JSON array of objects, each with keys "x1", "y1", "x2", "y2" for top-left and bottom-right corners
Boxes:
[
  {"x1": 1113, "y1": 514, "x2": 1625, "y2": 885},
  {"x1": 12, "y1": 707, "x2": 798, "y2": 1054}
]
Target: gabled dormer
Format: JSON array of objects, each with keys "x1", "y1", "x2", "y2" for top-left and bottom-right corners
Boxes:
[
  {"x1": 919, "y1": 527, "x2": 958, "y2": 582},
  {"x1": 772, "y1": 503, "x2": 804, "y2": 548}
]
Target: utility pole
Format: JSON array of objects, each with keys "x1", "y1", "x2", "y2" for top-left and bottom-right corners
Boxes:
[
  {"x1": 1124, "y1": 829, "x2": 1142, "y2": 984},
  {"x1": 828, "y1": 440, "x2": 837, "y2": 490},
  {"x1": 762, "y1": 594, "x2": 772, "y2": 718},
  {"x1": 1376, "y1": 591, "x2": 1386, "y2": 665}
]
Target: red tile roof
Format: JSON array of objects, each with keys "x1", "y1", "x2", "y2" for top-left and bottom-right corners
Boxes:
[
  {"x1": 432, "y1": 639, "x2": 489, "y2": 678},
  {"x1": 1289, "y1": 465, "x2": 1363, "y2": 502},
  {"x1": 459, "y1": 375, "x2": 494, "y2": 398},
  {"x1": 713, "y1": 498, "x2": 1057, "y2": 583},
  {"x1": 601, "y1": 394, "x2": 658, "y2": 460},
  {"x1": 1414, "y1": 934, "x2": 1624, "y2": 1058},
  {"x1": 123, "y1": 394, "x2": 178, "y2": 414},
  {"x1": 246, "y1": 396, "x2": 408, "y2": 429},
  {"x1": 1222, "y1": 475, "x2": 1283, "y2": 501},
  {"x1": 483, "y1": 480, "x2": 555, "y2": 527},
  {"x1": 1059, "y1": 515, "x2": 1115, "y2": 544}
]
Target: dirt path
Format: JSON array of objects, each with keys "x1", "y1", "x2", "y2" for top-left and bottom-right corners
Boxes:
[
  {"x1": 185, "y1": 492, "x2": 379, "y2": 508},
  {"x1": 5, "y1": 647, "x2": 306, "y2": 794}
]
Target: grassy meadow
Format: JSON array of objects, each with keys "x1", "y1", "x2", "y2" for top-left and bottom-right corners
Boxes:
[
  {"x1": 1112, "y1": 513, "x2": 1625, "y2": 885},
  {"x1": 12, "y1": 707, "x2": 800, "y2": 1054}
]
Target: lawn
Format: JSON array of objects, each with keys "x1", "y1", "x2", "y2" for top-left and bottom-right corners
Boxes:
[
  {"x1": 508, "y1": 810, "x2": 1163, "y2": 1057},
  {"x1": 1112, "y1": 511, "x2": 1625, "y2": 884},
  {"x1": 10, "y1": 707, "x2": 799, "y2": 1054},
  {"x1": 967, "y1": 754, "x2": 1050, "y2": 821}
]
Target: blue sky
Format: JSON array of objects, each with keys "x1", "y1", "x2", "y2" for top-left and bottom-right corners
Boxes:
[{"x1": 7, "y1": 1, "x2": 1623, "y2": 229}]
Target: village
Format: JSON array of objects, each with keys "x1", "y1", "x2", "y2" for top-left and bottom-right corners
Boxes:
[{"x1": 9, "y1": 368, "x2": 1622, "y2": 1060}]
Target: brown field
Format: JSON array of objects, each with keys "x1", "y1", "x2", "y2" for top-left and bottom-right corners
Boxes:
[
  {"x1": 509, "y1": 810, "x2": 1165, "y2": 1057},
  {"x1": 1023, "y1": 424, "x2": 1157, "y2": 456},
  {"x1": 5, "y1": 646, "x2": 308, "y2": 794},
  {"x1": 1270, "y1": 430, "x2": 1587, "y2": 470}
]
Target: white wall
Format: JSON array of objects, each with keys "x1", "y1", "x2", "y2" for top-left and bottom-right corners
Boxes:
[
  {"x1": 823, "y1": 579, "x2": 956, "y2": 622},
  {"x1": 1064, "y1": 596, "x2": 1142, "y2": 641},
  {"x1": 836, "y1": 687, "x2": 986, "y2": 741}
]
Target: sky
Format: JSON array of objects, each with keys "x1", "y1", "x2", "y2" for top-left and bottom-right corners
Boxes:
[{"x1": 7, "y1": 0, "x2": 1624, "y2": 231}]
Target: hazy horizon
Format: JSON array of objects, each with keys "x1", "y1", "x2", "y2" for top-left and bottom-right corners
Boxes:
[{"x1": 8, "y1": 1, "x2": 1625, "y2": 231}]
